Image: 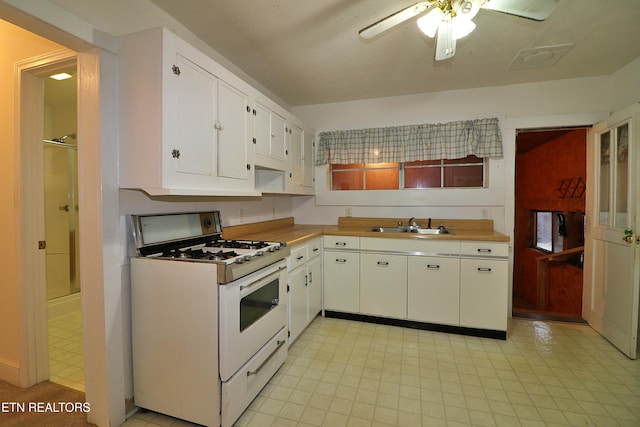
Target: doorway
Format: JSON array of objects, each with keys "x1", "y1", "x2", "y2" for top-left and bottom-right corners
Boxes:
[
  {"x1": 42, "y1": 67, "x2": 84, "y2": 392},
  {"x1": 512, "y1": 127, "x2": 588, "y2": 321}
]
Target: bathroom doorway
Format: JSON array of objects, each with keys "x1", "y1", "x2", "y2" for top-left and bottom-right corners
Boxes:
[{"x1": 42, "y1": 65, "x2": 85, "y2": 391}]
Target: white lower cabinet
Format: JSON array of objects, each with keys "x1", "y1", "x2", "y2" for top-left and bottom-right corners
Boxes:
[
  {"x1": 323, "y1": 251, "x2": 360, "y2": 312},
  {"x1": 322, "y1": 236, "x2": 508, "y2": 334},
  {"x1": 360, "y1": 253, "x2": 407, "y2": 318},
  {"x1": 288, "y1": 238, "x2": 322, "y2": 343},
  {"x1": 459, "y1": 258, "x2": 508, "y2": 331},
  {"x1": 407, "y1": 256, "x2": 460, "y2": 325}
]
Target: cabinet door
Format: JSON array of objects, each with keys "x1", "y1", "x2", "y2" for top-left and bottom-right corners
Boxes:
[
  {"x1": 253, "y1": 101, "x2": 271, "y2": 157},
  {"x1": 323, "y1": 251, "x2": 359, "y2": 312},
  {"x1": 288, "y1": 266, "x2": 307, "y2": 343},
  {"x1": 171, "y1": 54, "x2": 217, "y2": 177},
  {"x1": 217, "y1": 80, "x2": 249, "y2": 180},
  {"x1": 271, "y1": 113, "x2": 287, "y2": 162},
  {"x1": 303, "y1": 132, "x2": 314, "y2": 188},
  {"x1": 360, "y1": 253, "x2": 407, "y2": 318},
  {"x1": 460, "y1": 259, "x2": 508, "y2": 331},
  {"x1": 407, "y1": 256, "x2": 460, "y2": 325},
  {"x1": 307, "y1": 256, "x2": 322, "y2": 321},
  {"x1": 287, "y1": 124, "x2": 304, "y2": 189}
]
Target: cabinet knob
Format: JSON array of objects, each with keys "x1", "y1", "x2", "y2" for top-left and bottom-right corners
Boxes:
[
  {"x1": 246, "y1": 105, "x2": 251, "y2": 113},
  {"x1": 252, "y1": 138, "x2": 257, "y2": 144},
  {"x1": 246, "y1": 164, "x2": 251, "y2": 170},
  {"x1": 171, "y1": 65, "x2": 181, "y2": 75},
  {"x1": 171, "y1": 149, "x2": 180, "y2": 159}
]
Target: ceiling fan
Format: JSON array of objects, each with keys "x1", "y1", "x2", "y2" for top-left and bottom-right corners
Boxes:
[{"x1": 359, "y1": 0, "x2": 559, "y2": 61}]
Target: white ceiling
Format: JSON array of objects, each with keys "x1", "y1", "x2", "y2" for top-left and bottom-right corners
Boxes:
[
  {"x1": 145, "y1": 0, "x2": 640, "y2": 107},
  {"x1": 50, "y1": 0, "x2": 640, "y2": 107}
]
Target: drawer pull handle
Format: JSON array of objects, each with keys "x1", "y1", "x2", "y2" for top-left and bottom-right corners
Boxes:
[
  {"x1": 335, "y1": 242, "x2": 347, "y2": 246},
  {"x1": 477, "y1": 267, "x2": 492, "y2": 272},
  {"x1": 313, "y1": 248, "x2": 319, "y2": 252},
  {"x1": 427, "y1": 264, "x2": 440, "y2": 269},
  {"x1": 477, "y1": 248, "x2": 492, "y2": 253},
  {"x1": 247, "y1": 339, "x2": 286, "y2": 377},
  {"x1": 296, "y1": 255, "x2": 304, "y2": 260},
  {"x1": 336, "y1": 258, "x2": 347, "y2": 263},
  {"x1": 377, "y1": 261, "x2": 389, "y2": 266}
]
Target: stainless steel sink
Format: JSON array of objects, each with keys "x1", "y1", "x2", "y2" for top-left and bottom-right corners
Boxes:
[
  {"x1": 410, "y1": 228, "x2": 452, "y2": 235},
  {"x1": 369, "y1": 226, "x2": 453, "y2": 234},
  {"x1": 369, "y1": 227, "x2": 410, "y2": 233}
]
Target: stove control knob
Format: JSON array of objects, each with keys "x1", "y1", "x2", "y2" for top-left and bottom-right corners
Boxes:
[
  {"x1": 255, "y1": 250, "x2": 264, "y2": 256},
  {"x1": 234, "y1": 258, "x2": 244, "y2": 264},
  {"x1": 244, "y1": 255, "x2": 252, "y2": 262}
]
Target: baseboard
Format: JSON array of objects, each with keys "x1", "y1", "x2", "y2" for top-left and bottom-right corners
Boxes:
[
  {"x1": 0, "y1": 358, "x2": 21, "y2": 386},
  {"x1": 323, "y1": 311, "x2": 507, "y2": 340}
]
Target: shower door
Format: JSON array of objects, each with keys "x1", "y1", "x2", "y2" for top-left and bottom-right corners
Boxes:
[{"x1": 44, "y1": 141, "x2": 80, "y2": 300}]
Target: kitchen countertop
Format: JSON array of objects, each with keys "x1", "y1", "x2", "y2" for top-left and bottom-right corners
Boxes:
[{"x1": 223, "y1": 217, "x2": 510, "y2": 246}]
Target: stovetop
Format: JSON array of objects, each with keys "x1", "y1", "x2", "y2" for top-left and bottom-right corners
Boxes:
[
  {"x1": 157, "y1": 239, "x2": 284, "y2": 265},
  {"x1": 131, "y1": 211, "x2": 289, "y2": 283}
]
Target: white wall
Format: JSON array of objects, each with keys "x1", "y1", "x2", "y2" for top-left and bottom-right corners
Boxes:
[{"x1": 291, "y1": 75, "x2": 617, "y2": 229}]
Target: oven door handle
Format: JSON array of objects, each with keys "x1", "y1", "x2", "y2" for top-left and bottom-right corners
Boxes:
[
  {"x1": 246, "y1": 339, "x2": 287, "y2": 377},
  {"x1": 239, "y1": 265, "x2": 285, "y2": 293}
]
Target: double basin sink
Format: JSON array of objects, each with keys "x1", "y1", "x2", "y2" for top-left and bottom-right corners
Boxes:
[{"x1": 369, "y1": 225, "x2": 453, "y2": 235}]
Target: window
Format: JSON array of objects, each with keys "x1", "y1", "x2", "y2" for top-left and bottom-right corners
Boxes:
[
  {"x1": 533, "y1": 211, "x2": 565, "y2": 253},
  {"x1": 330, "y1": 155, "x2": 484, "y2": 190}
]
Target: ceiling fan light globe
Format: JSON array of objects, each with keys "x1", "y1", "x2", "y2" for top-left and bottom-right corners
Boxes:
[
  {"x1": 451, "y1": 17, "x2": 476, "y2": 39},
  {"x1": 417, "y1": 7, "x2": 444, "y2": 38}
]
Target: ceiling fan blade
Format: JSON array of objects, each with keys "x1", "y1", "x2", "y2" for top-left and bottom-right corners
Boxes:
[
  {"x1": 480, "y1": 0, "x2": 559, "y2": 21},
  {"x1": 359, "y1": 1, "x2": 433, "y2": 39},
  {"x1": 434, "y1": 19, "x2": 456, "y2": 61}
]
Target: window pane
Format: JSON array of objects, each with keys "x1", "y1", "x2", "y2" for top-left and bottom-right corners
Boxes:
[
  {"x1": 615, "y1": 124, "x2": 629, "y2": 228},
  {"x1": 444, "y1": 155, "x2": 483, "y2": 165},
  {"x1": 405, "y1": 167, "x2": 441, "y2": 188},
  {"x1": 598, "y1": 132, "x2": 611, "y2": 226},
  {"x1": 366, "y1": 168, "x2": 398, "y2": 189},
  {"x1": 406, "y1": 160, "x2": 441, "y2": 166},
  {"x1": 366, "y1": 162, "x2": 397, "y2": 169},
  {"x1": 443, "y1": 165, "x2": 483, "y2": 187},
  {"x1": 332, "y1": 163, "x2": 364, "y2": 170},
  {"x1": 332, "y1": 170, "x2": 363, "y2": 190},
  {"x1": 536, "y1": 212, "x2": 552, "y2": 252}
]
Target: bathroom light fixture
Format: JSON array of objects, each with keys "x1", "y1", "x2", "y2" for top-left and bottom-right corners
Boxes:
[{"x1": 49, "y1": 72, "x2": 73, "y2": 80}]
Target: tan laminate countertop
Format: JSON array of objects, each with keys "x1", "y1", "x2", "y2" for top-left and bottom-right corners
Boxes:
[{"x1": 223, "y1": 218, "x2": 509, "y2": 247}]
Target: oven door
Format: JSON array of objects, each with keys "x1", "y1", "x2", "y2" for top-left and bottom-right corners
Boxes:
[{"x1": 219, "y1": 259, "x2": 287, "y2": 381}]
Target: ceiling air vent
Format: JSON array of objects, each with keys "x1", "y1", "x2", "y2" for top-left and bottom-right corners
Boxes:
[{"x1": 507, "y1": 43, "x2": 574, "y2": 70}]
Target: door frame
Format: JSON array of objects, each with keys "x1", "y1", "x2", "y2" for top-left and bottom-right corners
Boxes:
[
  {"x1": 16, "y1": 50, "x2": 78, "y2": 386},
  {"x1": 503, "y1": 113, "x2": 609, "y2": 314}
]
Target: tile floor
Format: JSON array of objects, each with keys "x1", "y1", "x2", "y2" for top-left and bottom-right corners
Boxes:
[
  {"x1": 48, "y1": 310, "x2": 85, "y2": 392},
  {"x1": 121, "y1": 316, "x2": 640, "y2": 427}
]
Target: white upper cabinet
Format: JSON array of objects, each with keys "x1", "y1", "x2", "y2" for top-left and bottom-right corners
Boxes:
[
  {"x1": 253, "y1": 101, "x2": 287, "y2": 170},
  {"x1": 118, "y1": 27, "x2": 269, "y2": 196}
]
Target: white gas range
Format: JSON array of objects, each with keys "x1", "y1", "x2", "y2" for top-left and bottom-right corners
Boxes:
[{"x1": 130, "y1": 211, "x2": 289, "y2": 427}]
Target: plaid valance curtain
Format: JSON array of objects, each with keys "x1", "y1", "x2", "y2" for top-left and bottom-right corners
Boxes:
[{"x1": 316, "y1": 117, "x2": 503, "y2": 165}]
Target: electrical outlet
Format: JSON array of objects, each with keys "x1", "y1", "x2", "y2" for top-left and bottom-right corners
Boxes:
[
  {"x1": 345, "y1": 207, "x2": 352, "y2": 217},
  {"x1": 272, "y1": 207, "x2": 276, "y2": 218},
  {"x1": 239, "y1": 209, "x2": 244, "y2": 222},
  {"x1": 482, "y1": 208, "x2": 489, "y2": 219}
]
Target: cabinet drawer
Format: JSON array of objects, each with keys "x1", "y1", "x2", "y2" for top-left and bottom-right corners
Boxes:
[
  {"x1": 461, "y1": 241, "x2": 508, "y2": 258},
  {"x1": 307, "y1": 237, "x2": 322, "y2": 260},
  {"x1": 288, "y1": 245, "x2": 307, "y2": 271},
  {"x1": 324, "y1": 235, "x2": 360, "y2": 250}
]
